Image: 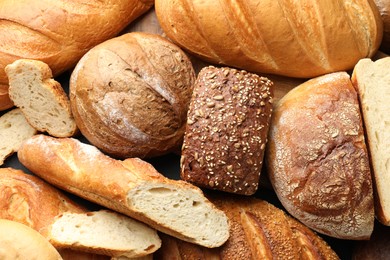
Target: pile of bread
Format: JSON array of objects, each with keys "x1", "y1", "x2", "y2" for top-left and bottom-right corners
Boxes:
[{"x1": 0, "y1": 0, "x2": 390, "y2": 259}]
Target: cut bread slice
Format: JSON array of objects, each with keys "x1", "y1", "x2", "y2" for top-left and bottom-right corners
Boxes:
[
  {"x1": 5, "y1": 59, "x2": 77, "y2": 137},
  {"x1": 0, "y1": 108, "x2": 37, "y2": 165},
  {"x1": 47, "y1": 210, "x2": 161, "y2": 259},
  {"x1": 352, "y1": 57, "x2": 390, "y2": 225}
]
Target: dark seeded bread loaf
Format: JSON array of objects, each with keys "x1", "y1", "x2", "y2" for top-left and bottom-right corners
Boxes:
[{"x1": 180, "y1": 66, "x2": 273, "y2": 195}]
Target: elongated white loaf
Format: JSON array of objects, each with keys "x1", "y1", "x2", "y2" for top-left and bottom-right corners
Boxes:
[
  {"x1": 17, "y1": 134, "x2": 230, "y2": 248},
  {"x1": 352, "y1": 57, "x2": 390, "y2": 225}
]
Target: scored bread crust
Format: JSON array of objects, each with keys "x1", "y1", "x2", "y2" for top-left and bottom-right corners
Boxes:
[
  {"x1": 70, "y1": 32, "x2": 195, "y2": 159},
  {"x1": 266, "y1": 72, "x2": 374, "y2": 240},
  {"x1": 154, "y1": 194, "x2": 339, "y2": 260},
  {"x1": 0, "y1": 0, "x2": 154, "y2": 111},
  {"x1": 17, "y1": 134, "x2": 230, "y2": 248},
  {"x1": 155, "y1": 0, "x2": 382, "y2": 78}
]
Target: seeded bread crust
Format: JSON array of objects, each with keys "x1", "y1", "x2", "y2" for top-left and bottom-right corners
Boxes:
[{"x1": 180, "y1": 66, "x2": 273, "y2": 195}]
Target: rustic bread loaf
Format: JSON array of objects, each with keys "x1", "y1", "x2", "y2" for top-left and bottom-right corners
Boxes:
[
  {"x1": 70, "y1": 32, "x2": 195, "y2": 158},
  {"x1": 180, "y1": 66, "x2": 273, "y2": 195},
  {"x1": 6, "y1": 59, "x2": 77, "y2": 137},
  {"x1": 0, "y1": 219, "x2": 62, "y2": 260},
  {"x1": 155, "y1": 194, "x2": 339, "y2": 260},
  {"x1": 17, "y1": 134, "x2": 230, "y2": 248},
  {"x1": 48, "y1": 210, "x2": 160, "y2": 258},
  {"x1": 155, "y1": 0, "x2": 382, "y2": 78},
  {"x1": 374, "y1": 0, "x2": 390, "y2": 53},
  {"x1": 0, "y1": 0, "x2": 153, "y2": 111},
  {"x1": 351, "y1": 57, "x2": 390, "y2": 225},
  {"x1": 266, "y1": 72, "x2": 374, "y2": 240},
  {"x1": 0, "y1": 108, "x2": 37, "y2": 165}
]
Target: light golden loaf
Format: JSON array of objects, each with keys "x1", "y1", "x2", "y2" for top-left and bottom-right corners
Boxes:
[
  {"x1": 351, "y1": 57, "x2": 390, "y2": 225},
  {"x1": 70, "y1": 32, "x2": 195, "y2": 159},
  {"x1": 155, "y1": 194, "x2": 339, "y2": 260},
  {"x1": 0, "y1": 0, "x2": 154, "y2": 110},
  {"x1": 0, "y1": 219, "x2": 62, "y2": 260},
  {"x1": 266, "y1": 72, "x2": 374, "y2": 240},
  {"x1": 155, "y1": 0, "x2": 382, "y2": 78},
  {"x1": 17, "y1": 134, "x2": 230, "y2": 248}
]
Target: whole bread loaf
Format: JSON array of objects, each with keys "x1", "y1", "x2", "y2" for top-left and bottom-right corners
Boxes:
[
  {"x1": 0, "y1": 0, "x2": 154, "y2": 110},
  {"x1": 181, "y1": 66, "x2": 273, "y2": 195},
  {"x1": 17, "y1": 134, "x2": 230, "y2": 248},
  {"x1": 70, "y1": 32, "x2": 195, "y2": 159},
  {"x1": 155, "y1": 194, "x2": 339, "y2": 260},
  {"x1": 155, "y1": 0, "x2": 382, "y2": 78},
  {"x1": 266, "y1": 72, "x2": 374, "y2": 240},
  {"x1": 351, "y1": 57, "x2": 390, "y2": 225}
]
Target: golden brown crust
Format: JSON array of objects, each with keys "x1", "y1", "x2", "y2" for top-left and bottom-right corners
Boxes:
[
  {"x1": 0, "y1": 0, "x2": 154, "y2": 110},
  {"x1": 266, "y1": 72, "x2": 374, "y2": 239},
  {"x1": 155, "y1": 194, "x2": 340, "y2": 260},
  {"x1": 180, "y1": 66, "x2": 273, "y2": 195},
  {"x1": 70, "y1": 32, "x2": 195, "y2": 158},
  {"x1": 155, "y1": 0, "x2": 382, "y2": 78}
]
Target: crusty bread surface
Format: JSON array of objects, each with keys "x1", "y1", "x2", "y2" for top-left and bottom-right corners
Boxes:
[
  {"x1": 352, "y1": 57, "x2": 390, "y2": 225},
  {"x1": 6, "y1": 59, "x2": 77, "y2": 137},
  {"x1": 17, "y1": 134, "x2": 230, "y2": 248}
]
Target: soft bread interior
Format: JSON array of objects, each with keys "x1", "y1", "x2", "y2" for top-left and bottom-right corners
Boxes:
[{"x1": 127, "y1": 182, "x2": 229, "y2": 248}]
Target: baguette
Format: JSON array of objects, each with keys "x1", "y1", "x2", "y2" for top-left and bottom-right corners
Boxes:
[
  {"x1": 351, "y1": 57, "x2": 390, "y2": 225},
  {"x1": 0, "y1": 0, "x2": 153, "y2": 110},
  {"x1": 17, "y1": 134, "x2": 230, "y2": 248}
]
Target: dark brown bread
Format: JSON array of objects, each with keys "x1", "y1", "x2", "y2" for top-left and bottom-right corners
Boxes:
[
  {"x1": 180, "y1": 66, "x2": 273, "y2": 195},
  {"x1": 155, "y1": 194, "x2": 340, "y2": 260},
  {"x1": 70, "y1": 32, "x2": 195, "y2": 159},
  {"x1": 266, "y1": 72, "x2": 374, "y2": 240}
]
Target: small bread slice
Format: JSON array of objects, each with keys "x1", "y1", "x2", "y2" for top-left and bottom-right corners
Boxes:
[
  {"x1": 5, "y1": 59, "x2": 77, "y2": 137},
  {"x1": 352, "y1": 57, "x2": 390, "y2": 225},
  {"x1": 0, "y1": 108, "x2": 37, "y2": 165},
  {"x1": 47, "y1": 210, "x2": 161, "y2": 259},
  {"x1": 0, "y1": 219, "x2": 62, "y2": 260}
]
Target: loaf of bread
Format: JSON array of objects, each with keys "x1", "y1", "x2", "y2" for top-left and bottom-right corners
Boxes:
[
  {"x1": 266, "y1": 72, "x2": 374, "y2": 240},
  {"x1": 0, "y1": 219, "x2": 62, "y2": 260},
  {"x1": 155, "y1": 0, "x2": 382, "y2": 78},
  {"x1": 374, "y1": 0, "x2": 390, "y2": 53},
  {"x1": 48, "y1": 210, "x2": 160, "y2": 258},
  {"x1": 180, "y1": 66, "x2": 273, "y2": 195},
  {"x1": 155, "y1": 193, "x2": 339, "y2": 260},
  {"x1": 0, "y1": 108, "x2": 37, "y2": 165},
  {"x1": 0, "y1": 0, "x2": 154, "y2": 111},
  {"x1": 351, "y1": 57, "x2": 390, "y2": 225},
  {"x1": 70, "y1": 32, "x2": 195, "y2": 158},
  {"x1": 6, "y1": 59, "x2": 77, "y2": 137},
  {"x1": 0, "y1": 167, "x2": 160, "y2": 259},
  {"x1": 17, "y1": 134, "x2": 230, "y2": 248}
]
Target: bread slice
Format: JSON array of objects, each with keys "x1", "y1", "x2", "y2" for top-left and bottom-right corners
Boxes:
[
  {"x1": 0, "y1": 108, "x2": 37, "y2": 165},
  {"x1": 47, "y1": 210, "x2": 160, "y2": 258},
  {"x1": 17, "y1": 134, "x2": 230, "y2": 248},
  {"x1": 5, "y1": 59, "x2": 77, "y2": 137},
  {"x1": 0, "y1": 219, "x2": 62, "y2": 260},
  {"x1": 352, "y1": 57, "x2": 390, "y2": 225}
]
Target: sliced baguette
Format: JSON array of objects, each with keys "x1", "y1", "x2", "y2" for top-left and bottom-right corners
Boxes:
[
  {"x1": 352, "y1": 57, "x2": 390, "y2": 225},
  {"x1": 17, "y1": 134, "x2": 230, "y2": 248},
  {"x1": 48, "y1": 210, "x2": 160, "y2": 258},
  {"x1": 0, "y1": 108, "x2": 37, "y2": 165},
  {"x1": 5, "y1": 59, "x2": 77, "y2": 137}
]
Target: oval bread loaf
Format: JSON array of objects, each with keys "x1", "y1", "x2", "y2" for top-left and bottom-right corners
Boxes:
[
  {"x1": 0, "y1": 0, "x2": 154, "y2": 110},
  {"x1": 70, "y1": 32, "x2": 195, "y2": 158},
  {"x1": 155, "y1": 0, "x2": 382, "y2": 78},
  {"x1": 266, "y1": 72, "x2": 374, "y2": 240}
]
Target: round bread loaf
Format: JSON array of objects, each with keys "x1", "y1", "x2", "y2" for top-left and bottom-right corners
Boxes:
[
  {"x1": 374, "y1": 0, "x2": 390, "y2": 53},
  {"x1": 155, "y1": 0, "x2": 382, "y2": 78},
  {"x1": 266, "y1": 72, "x2": 374, "y2": 240},
  {"x1": 181, "y1": 66, "x2": 273, "y2": 195},
  {"x1": 70, "y1": 32, "x2": 195, "y2": 158},
  {"x1": 0, "y1": 219, "x2": 62, "y2": 260}
]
